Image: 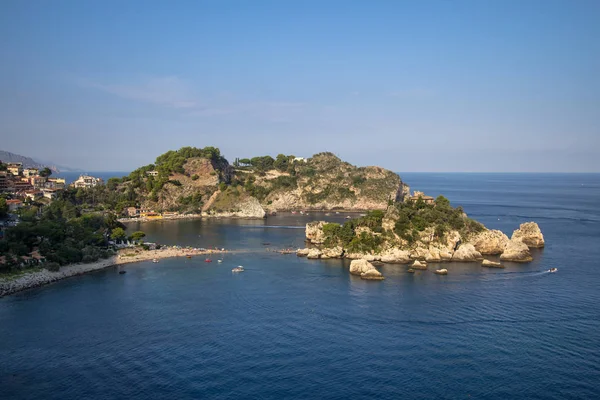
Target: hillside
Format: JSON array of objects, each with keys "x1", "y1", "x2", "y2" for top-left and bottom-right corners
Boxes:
[
  {"x1": 104, "y1": 147, "x2": 410, "y2": 218},
  {"x1": 0, "y1": 150, "x2": 80, "y2": 173}
]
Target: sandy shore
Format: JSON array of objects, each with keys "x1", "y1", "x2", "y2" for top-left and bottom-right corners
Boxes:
[{"x1": 0, "y1": 247, "x2": 229, "y2": 298}]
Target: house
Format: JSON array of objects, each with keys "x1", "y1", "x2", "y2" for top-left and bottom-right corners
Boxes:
[
  {"x1": 30, "y1": 175, "x2": 47, "y2": 188},
  {"x1": 7, "y1": 163, "x2": 23, "y2": 176},
  {"x1": 25, "y1": 190, "x2": 43, "y2": 200},
  {"x1": 23, "y1": 168, "x2": 39, "y2": 177},
  {"x1": 71, "y1": 175, "x2": 104, "y2": 188},
  {"x1": 0, "y1": 171, "x2": 7, "y2": 192},
  {"x1": 6, "y1": 199, "x2": 23, "y2": 212},
  {"x1": 42, "y1": 189, "x2": 59, "y2": 199},
  {"x1": 146, "y1": 170, "x2": 159, "y2": 177},
  {"x1": 409, "y1": 191, "x2": 435, "y2": 205},
  {"x1": 13, "y1": 180, "x2": 33, "y2": 191}
]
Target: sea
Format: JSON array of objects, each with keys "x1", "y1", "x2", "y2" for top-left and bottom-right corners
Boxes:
[{"x1": 1, "y1": 173, "x2": 599, "y2": 399}]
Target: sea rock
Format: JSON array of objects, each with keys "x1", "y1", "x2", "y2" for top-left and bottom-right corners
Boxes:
[
  {"x1": 360, "y1": 269, "x2": 385, "y2": 280},
  {"x1": 451, "y1": 243, "x2": 483, "y2": 262},
  {"x1": 500, "y1": 239, "x2": 533, "y2": 262},
  {"x1": 425, "y1": 248, "x2": 442, "y2": 263},
  {"x1": 482, "y1": 259, "x2": 504, "y2": 268},
  {"x1": 380, "y1": 248, "x2": 411, "y2": 264},
  {"x1": 321, "y1": 246, "x2": 344, "y2": 259},
  {"x1": 407, "y1": 269, "x2": 416, "y2": 273},
  {"x1": 434, "y1": 269, "x2": 448, "y2": 275},
  {"x1": 470, "y1": 230, "x2": 510, "y2": 255},
  {"x1": 411, "y1": 260, "x2": 428, "y2": 270},
  {"x1": 349, "y1": 259, "x2": 375, "y2": 275},
  {"x1": 511, "y1": 222, "x2": 545, "y2": 248},
  {"x1": 307, "y1": 249, "x2": 322, "y2": 259},
  {"x1": 306, "y1": 221, "x2": 327, "y2": 244},
  {"x1": 361, "y1": 254, "x2": 380, "y2": 262},
  {"x1": 296, "y1": 248, "x2": 310, "y2": 257}
]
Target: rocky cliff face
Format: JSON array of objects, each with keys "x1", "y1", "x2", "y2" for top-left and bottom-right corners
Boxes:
[{"x1": 299, "y1": 212, "x2": 544, "y2": 266}]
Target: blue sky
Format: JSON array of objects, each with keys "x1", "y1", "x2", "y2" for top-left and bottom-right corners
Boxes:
[{"x1": 1, "y1": 0, "x2": 598, "y2": 172}]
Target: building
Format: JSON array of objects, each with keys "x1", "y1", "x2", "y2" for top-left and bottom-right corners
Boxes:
[
  {"x1": 409, "y1": 191, "x2": 435, "y2": 205},
  {"x1": 23, "y1": 168, "x2": 39, "y2": 177},
  {"x1": 71, "y1": 175, "x2": 104, "y2": 188},
  {"x1": 125, "y1": 207, "x2": 138, "y2": 217},
  {"x1": 0, "y1": 171, "x2": 7, "y2": 192},
  {"x1": 13, "y1": 179, "x2": 33, "y2": 192},
  {"x1": 42, "y1": 189, "x2": 59, "y2": 199},
  {"x1": 7, "y1": 163, "x2": 23, "y2": 176},
  {"x1": 25, "y1": 190, "x2": 43, "y2": 200},
  {"x1": 146, "y1": 170, "x2": 159, "y2": 177},
  {"x1": 6, "y1": 199, "x2": 23, "y2": 212},
  {"x1": 292, "y1": 157, "x2": 307, "y2": 163},
  {"x1": 45, "y1": 177, "x2": 66, "y2": 190},
  {"x1": 30, "y1": 175, "x2": 47, "y2": 188}
]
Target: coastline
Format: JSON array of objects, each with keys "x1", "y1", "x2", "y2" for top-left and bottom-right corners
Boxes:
[{"x1": 0, "y1": 246, "x2": 228, "y2": 298}]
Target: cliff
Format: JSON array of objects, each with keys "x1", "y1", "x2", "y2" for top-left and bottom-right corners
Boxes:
[
  {"x1": 299, "y1": 198, "x2": 544, "y2": 265},
  {"x1": 114, "y1": 147, "x2": 409, "y2": 218}
]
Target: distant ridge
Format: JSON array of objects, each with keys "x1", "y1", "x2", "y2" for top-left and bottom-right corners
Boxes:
[{"x1": 0, "y1": 150, "x2": 82, "y2": 173}]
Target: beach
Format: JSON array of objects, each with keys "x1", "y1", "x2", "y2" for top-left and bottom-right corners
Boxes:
[{"x1": 0, "y1": 246, "x2": 228, "y2": 298}]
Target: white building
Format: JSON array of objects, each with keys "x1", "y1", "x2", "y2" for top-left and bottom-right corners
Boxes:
[{"x1": 71, "y1": 175, "x2": 104, "y2": 188}]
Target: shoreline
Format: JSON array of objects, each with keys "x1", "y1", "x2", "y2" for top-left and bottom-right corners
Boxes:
[{"x1": 0, "y1": 246, "x2": 228, "y2": 298}]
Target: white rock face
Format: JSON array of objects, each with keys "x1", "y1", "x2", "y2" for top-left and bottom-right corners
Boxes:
[
  {"x1": 411, "y1": 260, "x2": 428, "y2": 270},
  {"x1": 296, "y1": 248, "x2": 310, "y2": 257},
  {"x1": 451, "y1": 243, "x2": 483, "y2": 262},
  {"x1": 380, "y1": 248, "x2": 411, "y2": 264},
  {"x1": 322, "y1": 246, "x2": 344, "y2": 258},
  {"x1": 306, "y1": 221, "x2": 327, "y2": 244},
  {"x1": 349, "y1": 259, "x2": 385, "y2": 280},
  {"x1": 360, "y1": 269, "x2": 385, "y2": 280},
  {"x1": 511, "y1": 222, "x2": 545, "y2": 248},
  {"x1": 470, "y1": 230, "x2": 510, "y2": 255},
  {"x1": 307, "y1": 249, "x2": 322, "y2": 259},
  {"x1": 434, "y1": 269, "x2": 448, "y2": 275},
  {"x1": 500, "y1": 239, "x2": 533, "y2": 262},
  {"x1": 482, "y1": 259, "x2": 504, "y2": 268},
  {"x1": 202, "y1": 196, "x2": 266, "y2": 218}
]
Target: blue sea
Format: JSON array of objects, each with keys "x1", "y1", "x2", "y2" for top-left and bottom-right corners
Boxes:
[
  {"x1": 1, "y1": 173, "x2": 599, "y2": 399},
  {"x1": 57, "y1": 171, "x2": 130, "y2": 185}
]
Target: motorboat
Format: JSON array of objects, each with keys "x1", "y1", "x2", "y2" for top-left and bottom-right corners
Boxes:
[
  {"x1": 204, "y1": 258, "x2": 212, "y2": 263},
  {"x1": 152, "y1": 259, "x2": 159, "y2": 263},
  {"x1": 549, "y1": 268, "x2": 558, "y2": 273},
  {"x1": 119, "y1": 270, "x2": 126, "y2": 275},
  {"x1": 186, "y1": 255, "x2": 192, "y2": 259},
  {"x1": 434, "y1": 269, "x2": 448, "y2": 275},
  {"x1": 217, "y1": 259, "x2": 223, "y2": 263},
  {"x1": 232, "y1": 266, "x2": 244, "y2": 273}
]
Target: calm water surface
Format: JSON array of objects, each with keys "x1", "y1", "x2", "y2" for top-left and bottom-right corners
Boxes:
[{"x1": 1, "y1": 173, "x2": 599, "y2": 399}]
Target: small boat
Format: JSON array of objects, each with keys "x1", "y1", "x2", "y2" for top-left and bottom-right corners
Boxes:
[
  {"x1": 345, "y1": 216, "x2": 352, "y2": 219},
  {"x1": 335, "y1": 211, "x2": 340, "y2": 214},
  {"x1": 232, "y1": 266, "x2": 244, "y2": 273},
  {"x1": 186, "y1": 255, "x2": 192, "y2": 259},
  {"x1": 152, "y1": 258, "x2": 159, "y2": 263},
  {"x1": 291, "y1": 211, "x2": 297, "y2": 214},
  {"x1": 217, "y1": 259, "x2": 223, "y2": 263},
  {"x1": 204, "y1": 258, "x2": 212, "y2": 263},
  {"x1": 549, "y1": 268, "x2": 558, "y2": 273},
  {"x1": 119, "y1": 271, "x2": 126, "y2": 275}
]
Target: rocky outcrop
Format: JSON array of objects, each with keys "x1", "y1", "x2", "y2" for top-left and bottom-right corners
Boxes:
[
  {"x1": 296, "y1": 248, "x2": 310, "y2": 257},
  {"x1": 512, "y1": 222, "x2": 545, "y2": 248},
  {"x1": 380, "y1": 248, "x2": 411, "y2": 264},
  {"x1": 451, "y1": 243, "x2": 483, "y2": 262},
  {"x1": 349, "y1": 259, "x2": 385, "y2": 280},
  {"x1": 202, "y1": 189, "x2": 266, "y2": 218},
  {"x1": 321, "y1": 246, "x2": 344, "y2": 259},
  {"x1": 411, "y1": 260, "x2": 428, "y2": 270},
  {"x1": 482, "y1": 259, "x2": 504, "y2": 268},
  {"x1": 306, "y1": 221, "x2": 326, "y2": 244},
  {"x1": 360, "y1": 269, "x2": 385, "y2": 280},
  {"x1": 307, "y1": 249, "x2": 322, "y2": 259},
  {"x1": 470, "y1": 230, "x2": 510, "y2": 255},
  {"x1": 500, "y1": 239, "x2": 533, "y2": 262},
  {"x1": 434, "y1": 269, "x2": 448, "y2": 275}
]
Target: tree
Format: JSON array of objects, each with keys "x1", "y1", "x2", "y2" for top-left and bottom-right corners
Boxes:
[
  {"x1": 39, "y1": 167, "x2": 52, "y2": 177},
  {"x1": 110, "y1": 227, "x2": 126, "y2": 242},
  {"x1": 130, "y1": 231, "x2": 146, "y2": 242}
]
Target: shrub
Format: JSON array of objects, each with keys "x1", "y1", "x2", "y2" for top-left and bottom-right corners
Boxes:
[{"x1": 45, "y1": 262, "x2": 60, "y2": 272}]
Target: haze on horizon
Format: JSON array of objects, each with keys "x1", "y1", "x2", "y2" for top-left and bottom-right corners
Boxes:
[{"x1": 1, "y1": 0, "x2": 598, "y2": 173}]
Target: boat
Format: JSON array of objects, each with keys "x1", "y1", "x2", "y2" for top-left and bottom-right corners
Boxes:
[
  {"x1": 204, "y1": 258, "x2": 212, "y2": 263},
  {"x1": 232, "y1": 266, "x2": 245, "y2": 273},
  {"x1": 549, "y1": 268, "x2": 558, "y2": 273},
  {"x1": 152, "y1": 258, "x2": 159, "y2": 263},
  {"x1": 217, "y1": 259, "x2": 223, "y2": 263},
  {"x1": 434, "y1": 269, "x2": 448, "y2": 275},
  {"x1": 119, "y1": 271, "x2": 126, "y2": 275},
  {"x1": 186, "y1": 255, "x2": 192, "y2": 259},
  {"x1": 345, "y1": 216, "x2": 352, "y2": 219}
]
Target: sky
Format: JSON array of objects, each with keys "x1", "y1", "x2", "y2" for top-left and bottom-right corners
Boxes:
[{"x1": 1, "y1": 0, "x2": 599, "y2": 172}]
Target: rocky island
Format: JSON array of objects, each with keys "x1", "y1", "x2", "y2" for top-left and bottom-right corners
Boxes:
[
  {"x1": 297, "y1": 195, "x2": 545, "y2": 280},
  {"x1": 99, "y1": 147, "x2": 410, "y2": 219}
]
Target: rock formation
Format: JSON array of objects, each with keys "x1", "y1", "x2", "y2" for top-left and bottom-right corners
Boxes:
[
  {"x1": 306, "y1": 221, "x2": 327, "y2": 244},
  {"x1": 482, "y1": 259, "x2": 504, "y2": 268},
  {"x1": 307, "y1": 249, "x2": 322, "y2": 259},
  {"x1": 500, "y1": 239, "x2": 533, "y2": 262},
  {"x1": 434, "y1": 269, "x2": 448, "y2": 275},
  {"x1": 411, "y1": 260, "x2": 428, "y2": 270},
  {"x1": 349, "y1": 259, "x2": 385, "y2": 280},
  {"x1": 296, "y1": 248, "x2": 310, "y2": 257},
  {"x1": 470, "y1": 230, "x2": 510, "y2": 255},
  {"x1": 511, "y1": 222, "x2": 545, "y2": 248},
  {"x1": 451, "y1": 243, "x2": 483, "y2": 262}
]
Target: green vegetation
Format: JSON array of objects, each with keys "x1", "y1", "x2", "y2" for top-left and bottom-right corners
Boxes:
[{"x1": 0, "y1": 200, "x2": 127, "y2": 273}]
